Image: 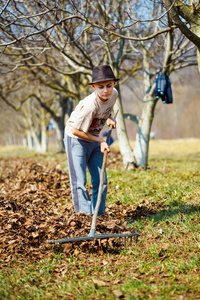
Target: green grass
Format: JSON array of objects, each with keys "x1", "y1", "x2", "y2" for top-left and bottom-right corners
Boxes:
[
  {"x1": 107, "y1": 155, "x2": 200, "y2": 207},
  {"x1": 0, "y1": 140, "x2": 200, "y2": 299}
]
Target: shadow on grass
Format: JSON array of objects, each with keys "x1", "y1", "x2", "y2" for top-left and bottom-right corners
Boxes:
[
  {"x1": 127, "y1": 201, "x2": 200, "y2": 224},
  {"x1": 152, "y1": 203, "x2": 200, "y2": 223}
]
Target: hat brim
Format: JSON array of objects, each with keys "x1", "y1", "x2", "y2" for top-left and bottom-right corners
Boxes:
[{"x1": 88, "y1": 78, "x2": 119, "y2": 85}]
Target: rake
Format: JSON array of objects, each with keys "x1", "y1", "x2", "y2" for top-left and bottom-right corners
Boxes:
[{"x1": 47, "y1": 113, "x2": 139, "y2": 245}]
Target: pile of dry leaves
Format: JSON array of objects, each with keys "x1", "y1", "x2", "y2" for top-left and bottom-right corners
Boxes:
[{"x1": 0, "y1": 156, "x2": 160, "y2": 263}]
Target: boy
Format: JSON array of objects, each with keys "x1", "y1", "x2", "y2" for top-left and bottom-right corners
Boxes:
[{"x1": 64, "y1": 65, "x2": 119, "y2": 216}]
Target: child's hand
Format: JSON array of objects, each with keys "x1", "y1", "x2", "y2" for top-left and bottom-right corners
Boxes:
[
  {"x1": 100, "y1": 141, "x2": 110, "y2": 153},
  {"x1": 106, "y1": 117, "x2": 116, "y2": 128}
]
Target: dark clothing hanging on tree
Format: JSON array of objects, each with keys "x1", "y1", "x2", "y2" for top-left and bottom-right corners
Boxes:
[{"x1": 155, "y1": 72, "x2": 173, "y2": 104}]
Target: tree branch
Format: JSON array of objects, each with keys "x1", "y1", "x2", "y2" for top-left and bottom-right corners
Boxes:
[
  {"x1": 123, "y1": 113, "x2": 139, "y2": 124},
  {"x1": 165, "y1": 0, "x2": 200, "y2": 48}
]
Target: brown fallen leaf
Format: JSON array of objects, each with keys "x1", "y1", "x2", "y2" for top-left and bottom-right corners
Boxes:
[
  {"x1": 63, "y1": 243, "x2": 73, "y2": 254},
  {"x1": 73, "y1": 248, "x2": 80, "y2": 256},
  {"x1": 101, "y1": 221, "x2": 116, "y2": 229},
  {"x1": 32, "y1": 232, "x2": 39, "y2": 238},
  {"x1": 92, "y1": 278, "x2": 110, "y2": 287},
  {"x1": 113, "y1": 289, "x2": 125, "y2": 298},
  {"x1": 161, "y1": 243, "x2": 169, "y2": 251}
]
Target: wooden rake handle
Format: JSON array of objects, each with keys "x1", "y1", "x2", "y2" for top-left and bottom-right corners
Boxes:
[{"x1": 90, "y1": 110, "x2": 118, "y2": 237}]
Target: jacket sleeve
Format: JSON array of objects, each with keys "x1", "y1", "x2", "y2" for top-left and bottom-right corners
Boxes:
[
  {"x1": 155, "y1": 72, "x2": 167, "y2": 100},
  {"x1": 165, "y1": 76, "x2": 173, "y2": 104}
]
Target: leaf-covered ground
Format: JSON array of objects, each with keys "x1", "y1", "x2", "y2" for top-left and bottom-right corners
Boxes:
[
  {"x1": 0, "y1": 145, "x2": 200, "y2": 299},
  {"x1": 0, "y1": 154, "x2": 160, "y2": 263}
]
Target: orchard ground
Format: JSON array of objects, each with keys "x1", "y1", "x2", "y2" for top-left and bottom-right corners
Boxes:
[{"x1": 0, "y1": 139, "x2": 199, "y2": 300}]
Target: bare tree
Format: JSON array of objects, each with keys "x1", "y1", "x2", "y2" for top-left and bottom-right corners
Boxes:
[
  {"x1": 1, "y1": 0, "x2": 139, "y2": 159},
  {"x1": 0, "y1": 0, "x2": 198, "y2": 168},
  {"x1": 164, "y1": 0, "x2": 200, "y2": 71},
  {"x1": 0, "y1": 75, "x2": 52, "y2": 152}
]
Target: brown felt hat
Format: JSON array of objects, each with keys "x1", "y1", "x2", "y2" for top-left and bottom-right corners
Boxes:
[{"x1": 89, "y1": 65, "x2": 119, "y2": 85}]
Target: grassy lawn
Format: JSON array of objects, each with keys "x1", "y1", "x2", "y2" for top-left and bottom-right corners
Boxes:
[{"x1": 0, "y1": 139, "x2": 199, "y2": 299}]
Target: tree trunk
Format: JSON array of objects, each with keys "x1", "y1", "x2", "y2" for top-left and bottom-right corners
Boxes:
[
  {"x1": 133, "y1": 91, "x2": 158, "y2": 168},
  {"x1": 133, "y1": 23, "x2": 174, "y2": 168},
  {"x1": 41, "y1": 109, "x2": 48, "y2": 153},
  {"x1": 41, "y1": 122, "x2": 48, "y2": 153},
  {"x1": 132, "y1": 45, "x2": 156, "y2": 168},
  {"x1": 197, "y1": 48, "x2": 200, "y2": 72},
  {"x1": 191, "y1": 27, "x2": 200, "y2": 72},
  {"x1": 55, "y1": 118, "x2": 65, "y2": 153},
  {"x1": 114, "y1": 86, "x2": 134, "y2": 166},
  {"x1": 30, "y1": 126, "x2": 42, "y2": 152},
  {"x1": 7, "y1": 132, "x2": 14, "y2": 146},
  {"x1": 26, "y1": 130, "x2": 33, "y2": 150},
  {"x1": 54, "y1": 96, "x2": 73, "y2": 153}
]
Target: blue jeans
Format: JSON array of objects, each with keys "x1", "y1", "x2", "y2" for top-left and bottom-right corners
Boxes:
[{"x1": 64, "y1": 134, "x2": 107, "y2": 215}]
